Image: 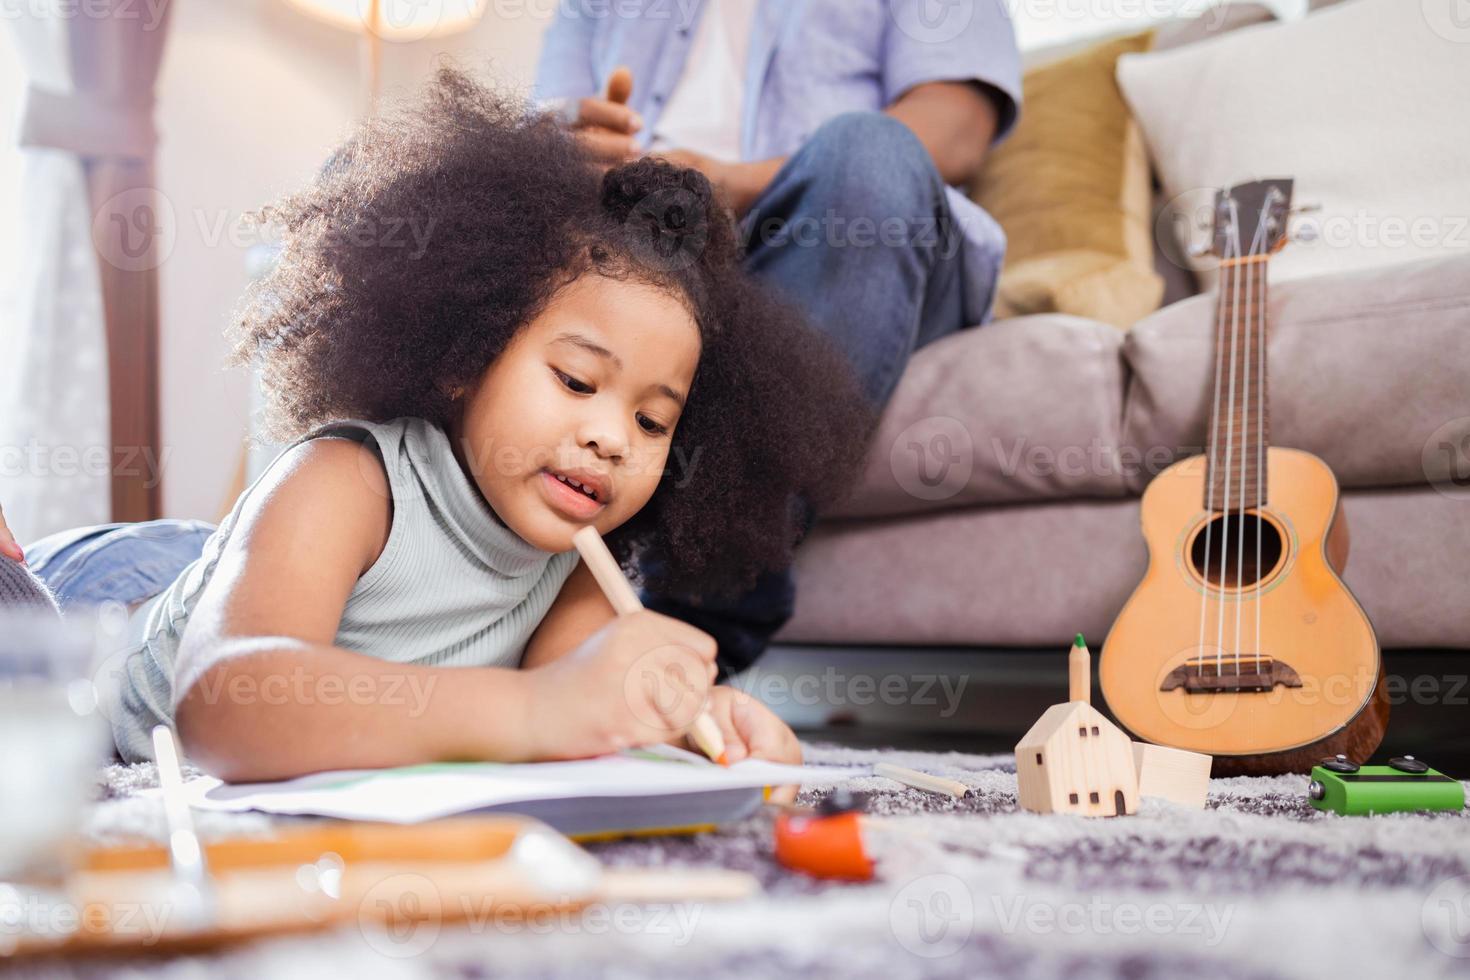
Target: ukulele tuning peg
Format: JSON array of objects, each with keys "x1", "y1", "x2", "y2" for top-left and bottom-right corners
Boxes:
[{"x1": 1291, "y1": 223, "x2": 1320, "y2": 244}]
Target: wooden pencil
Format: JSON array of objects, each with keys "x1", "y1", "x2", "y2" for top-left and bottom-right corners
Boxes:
[
  {"x1": 873, "y1": 762, "x2": 969, "y2": 798},
  {"x1": 571, "y1": 526, "x2": 728, "y2": 766}
]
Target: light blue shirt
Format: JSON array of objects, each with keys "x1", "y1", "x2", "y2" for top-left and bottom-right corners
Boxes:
[{"x1": 534, "y1": 0, "x2": 1024, "y2": 326}]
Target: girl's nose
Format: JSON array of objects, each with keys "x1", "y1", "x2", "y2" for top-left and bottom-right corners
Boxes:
[{"x1": 579, "y1": 413, "x2": 629, "y2": 461}]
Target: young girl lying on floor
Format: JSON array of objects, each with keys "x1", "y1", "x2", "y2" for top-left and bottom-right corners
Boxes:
[{"x1": 0, "y1": 69, "x2": 874, "y2": 782}]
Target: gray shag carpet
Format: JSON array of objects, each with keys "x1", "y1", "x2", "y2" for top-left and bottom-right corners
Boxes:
[{"x1": 12, "y1": 744, "x2": 1470, "y2": 979}]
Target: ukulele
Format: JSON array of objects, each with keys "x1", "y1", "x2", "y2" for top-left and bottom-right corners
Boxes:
[{"x1": 1099, "y1": 178, "x2": 1387, "y2": 777}]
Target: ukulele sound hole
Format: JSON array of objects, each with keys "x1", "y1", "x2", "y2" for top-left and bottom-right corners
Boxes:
[{"x1": 1188, "y1": 512, "x2": 1284, "y2": 589}]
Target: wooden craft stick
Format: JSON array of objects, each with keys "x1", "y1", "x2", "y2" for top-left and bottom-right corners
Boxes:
[
  {"x1": 571, "y1": 526, "x2": 727, "y2": 766},
  {"x1": 599, "y1": 868, "x2": 760, "y2": 902},
  {"x1": 873, "y1": 762, "x2": 969, "y2": 798}
]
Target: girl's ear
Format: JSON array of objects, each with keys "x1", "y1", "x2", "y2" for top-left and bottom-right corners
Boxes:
[{"x1": 440, "y1": 382, "x2": 468, "y2": 438}]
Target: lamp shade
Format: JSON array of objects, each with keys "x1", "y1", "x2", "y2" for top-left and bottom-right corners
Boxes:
[{"x1": 283, "y1": 0, "x2": 488, "y2": 42}]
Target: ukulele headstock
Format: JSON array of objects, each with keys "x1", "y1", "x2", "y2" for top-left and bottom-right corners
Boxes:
[{"x1": 1206, "y1": 178, "x2": 1295, "y2": 258}]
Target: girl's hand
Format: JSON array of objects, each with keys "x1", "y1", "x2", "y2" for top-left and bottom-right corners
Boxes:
[
  {"x1": 697, "y1": 686, "x2": 802, "y2": 767},
  {"x1": 525, "y1": 608, "x2": 717, "y2": 760},
  {"x1": 0, "y1": 502, "x2": 23, "y2": 564}
]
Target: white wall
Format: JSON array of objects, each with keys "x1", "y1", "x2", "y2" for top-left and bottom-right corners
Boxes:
[
  {"x1": 154, "y1": 0, "x2": 556, "y2": 521},
  {"x1": 0, "y1": 33, "x2": 24, "y2": 343}
]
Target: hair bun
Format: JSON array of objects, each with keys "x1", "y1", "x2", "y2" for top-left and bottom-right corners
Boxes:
[
  {"x1": 601, "y1": 158, "x2": 734, "y2": 273},
  {"x1": 600, "y1": 157, "x2": 713, "y2": 220}
]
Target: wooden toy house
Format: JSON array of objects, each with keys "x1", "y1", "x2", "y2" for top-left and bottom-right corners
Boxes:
[{"x1": 1015, "y1": 636, "x2": 1140, "y2": 817}]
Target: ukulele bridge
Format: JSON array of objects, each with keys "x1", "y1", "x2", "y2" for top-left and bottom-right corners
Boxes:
[{"x1": 1161, "y1": 656, "x2": 1303, "y2": 694}]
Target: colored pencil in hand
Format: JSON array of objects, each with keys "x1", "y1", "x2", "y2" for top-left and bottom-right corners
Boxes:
[{"x1": 571, "y1": 526, "x2": 728, "y2": 766}]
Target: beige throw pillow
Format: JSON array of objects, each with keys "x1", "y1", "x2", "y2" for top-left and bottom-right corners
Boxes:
[
  {"x1": 1117, "y1": 0, "x2": 1470, "y2": 290},
  {"x1": 971, "y1": 32, "x2": 1162, "y2": 330}
]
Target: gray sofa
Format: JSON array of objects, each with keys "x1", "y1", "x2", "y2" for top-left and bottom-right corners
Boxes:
[
  {"x1": 764, "y1": 3, "x2": 1470, "y2": 730},
  {"x1": 777, "y1": 252, "x2": 1470, "y2": 650}
]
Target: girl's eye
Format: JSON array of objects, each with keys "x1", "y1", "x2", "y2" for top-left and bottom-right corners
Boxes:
[
  {"x1": 637, "y1": 415, "x2": 670, "y2": 436},
  {"x1": 555, "y1": 369, "x2": 670, "y2": 437},
  {"x1": 553, "y1": 369, "x2": 593, "y2": 394}
]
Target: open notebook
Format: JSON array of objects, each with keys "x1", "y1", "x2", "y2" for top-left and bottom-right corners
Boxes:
[{"x1": 171, "y1": 745, "x2": 864, "y2": 837}]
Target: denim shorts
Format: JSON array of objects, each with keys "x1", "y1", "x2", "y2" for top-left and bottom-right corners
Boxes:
[{"x1": 24, "y1": 519, "x2": 217, "y2": 612}]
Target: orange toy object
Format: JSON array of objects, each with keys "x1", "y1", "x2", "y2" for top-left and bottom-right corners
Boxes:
[{"x1": 773, "y1": 811, "x2": 874, "y2": 881}]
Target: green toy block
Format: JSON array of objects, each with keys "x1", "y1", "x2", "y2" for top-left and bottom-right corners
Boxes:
[{"x1": 1308, "y1": 760, "x2": 1466, "y2": 816}]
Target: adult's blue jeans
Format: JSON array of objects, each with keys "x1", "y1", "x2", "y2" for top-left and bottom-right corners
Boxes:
[{"x1": 639, "y1": 112, "x2": 977, "y2": 676}]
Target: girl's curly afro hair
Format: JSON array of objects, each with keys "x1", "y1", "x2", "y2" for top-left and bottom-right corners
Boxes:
[{"x1": 231, "y1": 67, "x2": 877, "y2": 601}]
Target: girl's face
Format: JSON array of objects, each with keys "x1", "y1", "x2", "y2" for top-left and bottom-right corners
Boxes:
[{"x1": 448, "y1": 275, "x2": 702, "y2": 553}]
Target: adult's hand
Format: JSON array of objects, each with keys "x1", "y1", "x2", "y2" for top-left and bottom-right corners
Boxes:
[
  {"x1": 563, "y1": 65, "x2": 643, "y2": 171},
  {"x1": 653, "y1": 149, "x2": 783, "y2": 218}
]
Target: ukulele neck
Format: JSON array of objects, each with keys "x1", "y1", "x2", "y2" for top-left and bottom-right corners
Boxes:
[{"x1": 1204, "y1": 254, "x2": 1271, "y2": 511}]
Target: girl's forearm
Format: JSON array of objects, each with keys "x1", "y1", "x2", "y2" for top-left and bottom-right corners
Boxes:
[{"x1": 173, "y1": 639, "x2": 537, "y2": 782}]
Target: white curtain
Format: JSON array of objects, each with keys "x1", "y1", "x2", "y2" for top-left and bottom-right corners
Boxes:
[{"x1": 0, "y1": 13, "x2": 111, "y2": 543}]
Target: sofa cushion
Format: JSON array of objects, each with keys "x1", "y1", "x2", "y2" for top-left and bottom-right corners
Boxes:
[
  {"x1": 828, "y1": 315, "x2": 1127, "y2": 520},
  {"x1": 1118, "y1": 0, "x2": 1470, "y2": 291},
  {"x1": 1007, "y1": 5, "x2": 1280, "y2": 320},
  {"x1": 1120, "y1": 251, "x2": 1470, "y2": 495},
  {"x1": 970, "y1": 31, "x2": 1163, "y2": 330},
  {"x1": 1150, "y1": 1, "x2": 1276, "y2": 51},
  {"x1": 782, "y1": 487, "x2": 1470, "y2": 650},
  {"x1": 1018, "y1": 2, "x2": 1275, "y2": 68}
]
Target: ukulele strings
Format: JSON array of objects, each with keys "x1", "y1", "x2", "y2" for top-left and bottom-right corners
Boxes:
[
  {"x1": 1248, "y1": 188, "x2": 1281, "y2": 676},
  {"x1": 1235, "y1": 197, "x2": 1272, "y2": 676},
  {"x1": 1195, "y1": 202, "x2": 1234, "y2": 677},
  {"x1": 1199, "y1": 195, "x2": 1270, "y2": 679},
  {"x1": 1221, "y1": 199, "x2": 1272, "y2": 676},
  {"x1": 1213, "y1": 199, "x2": 1243, "y2": 678}
]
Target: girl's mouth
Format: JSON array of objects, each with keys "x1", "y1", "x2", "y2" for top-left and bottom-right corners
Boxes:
[{"x1": 538, "y1": 468, "x2": 606, "y2": 521}]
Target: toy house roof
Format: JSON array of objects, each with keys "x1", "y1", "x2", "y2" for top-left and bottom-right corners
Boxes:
[{"x1": 1016, "y1": 701, "x2": 1126, "y2": 752}]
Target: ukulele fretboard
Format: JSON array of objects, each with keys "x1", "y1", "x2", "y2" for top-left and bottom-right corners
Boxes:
[{"x1": 1204, "y1": 254, "x2": 1272, "y2": 511}]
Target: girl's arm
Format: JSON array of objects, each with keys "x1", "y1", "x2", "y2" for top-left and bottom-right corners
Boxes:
[
  {"x1": 173, "y1": 438, "x2": 715, "y2": 782},
  {"x1": 174, "y1": 438, "x2": 537, "y2": 782},
  {"x1": 521, "y1": 558, "x2": 618, "y2": 670}
]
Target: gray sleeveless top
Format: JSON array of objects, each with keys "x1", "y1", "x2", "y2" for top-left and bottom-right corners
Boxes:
[{"x1": 107, "y1": 417, "x2": 580, "y2": 762}]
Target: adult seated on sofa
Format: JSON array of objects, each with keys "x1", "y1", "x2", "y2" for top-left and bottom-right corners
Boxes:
[{"x1": 536, "y1": 0, "x2": 1023, "y2": 673}]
